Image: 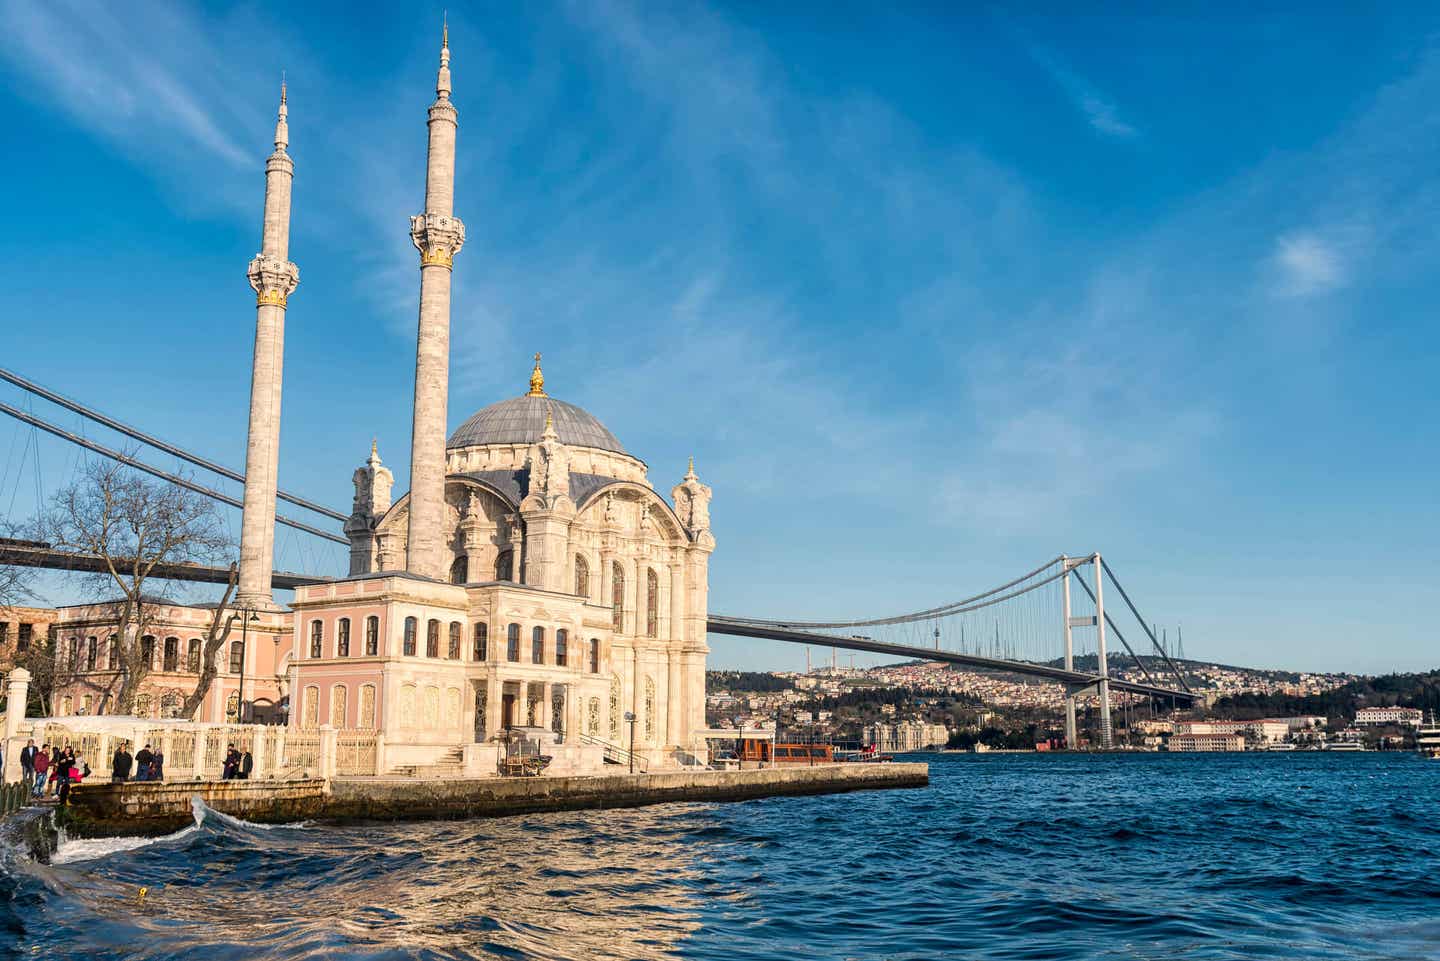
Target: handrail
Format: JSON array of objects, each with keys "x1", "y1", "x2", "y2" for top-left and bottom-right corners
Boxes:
[{"x1": 579, "y1": 732, "x2": 648, "y2": 773}]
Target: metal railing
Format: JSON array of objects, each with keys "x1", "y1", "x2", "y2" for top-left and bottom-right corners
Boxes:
[{"x1": 579, "y1": 732, "x2": 648, "y2": 773}]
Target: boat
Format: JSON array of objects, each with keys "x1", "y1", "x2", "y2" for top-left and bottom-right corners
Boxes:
[
  {"x1": 1322, "y1": 740, "x2": 1365, "y2": 752},
  {"x1": 834, "y1": 744, "x2": 894, "y2": 764},
  {"x1": 737, "y1": 740, "x2": 834, "y2": 764},
  {"x1": 1417, "y1": 713, "x2": 1440, "y2": 759}
]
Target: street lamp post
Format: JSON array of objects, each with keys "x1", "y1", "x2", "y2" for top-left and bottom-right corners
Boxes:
[{"x1": 624, "y1": 711, "x2": 637, "y2": 773}]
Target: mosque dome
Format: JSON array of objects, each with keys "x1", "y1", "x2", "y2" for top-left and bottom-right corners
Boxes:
[{"x1": 445, "y1": 355, "x2": 627, "y2": 454}]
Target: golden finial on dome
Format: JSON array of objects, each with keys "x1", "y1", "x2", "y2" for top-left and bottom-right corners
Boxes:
[{"x1": 527, "y1": 352, "x2": 547, "y2": 397}]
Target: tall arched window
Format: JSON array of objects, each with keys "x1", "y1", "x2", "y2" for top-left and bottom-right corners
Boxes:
[
  {"x1": 506, "y1": 623, "x2": 520, "y2": 662},
  {"x1": 365, "y1": 616, "x2": 379, "y2": 656},
  {"x1": 403, "y1": 617, "x2": 418, "y2": 656},
  {"x1": 574, "y1": 555, "x2": 589, "y2": 598},
  {"x1": 229, "y1": 640, "x2": 244, "y2": 673},
  {"x1": 589, "y1": 638, "x2": 600, "y2": 674},
  {"x1": 337, "y1": 618, "x2": 351, "y2": 657},
  {"x1": 473, "y1": 623, "x2": 488, "y2": 661},
  {"x1": 612, "y1": 563, "x2": 625, "y2": 633},
  {"x1": 107, "y1": 634, "x2": 118, "y2": 670},
  {"x1": 448, "y1": 621, "x2": 461, "y2": 660},
  {"x1": 496, "y1": 549, "x2": 513, "y2": 582},
  {"x1": 186, "y1": 638, "x2": 200, "y2": 672},
  {"x1": 330, "y1": 684, "x2": 348, "y2": 728},
  {"x1": 86, "y1": 636, "x2": 98, "y2": 671},
  {"x1": 450, "y1": 555, "x2": 468, "y2": 585},
  {"x1": 531, "y1": 626, "x2": 545, "y2": 664},
  {"x1": 163, "y1": 636, "x2": 179, "y2": 672},
  {"x1": 646, "y1": 569, "x2": 659, "y2": 638},
  {"x1": 555, "y1": 630, "x2": 568, "y2": 667},
  {"x1": 426, "y1": 619, "x2": 440, "y2": 658},
  {"x1": 310, "y1": 620, "x2": 323, "y2": 658},
  {"x1": 141, "y1": 635, "x2": 156, "y2": 668}
]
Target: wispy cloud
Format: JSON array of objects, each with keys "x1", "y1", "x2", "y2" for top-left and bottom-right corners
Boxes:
[
  {"x1": 1029, "y1": 45, "x2": 1139, "y2": 139},
  {"x1": 1271, "y1": 231, "x2": 1345, "y2": 298},
  {"x1": 0, "y1": 0, "x2": 254, "y2": 169}
]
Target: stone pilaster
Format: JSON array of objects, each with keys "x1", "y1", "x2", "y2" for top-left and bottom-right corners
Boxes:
[
  {"x1": 405, "y1": 31, "x2": 465, "y2": 581},
  {"x1": 238, "y1": 87, "x2": 299, "y2": 610}
]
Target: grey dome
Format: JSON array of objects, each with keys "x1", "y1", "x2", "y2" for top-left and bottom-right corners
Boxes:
[{"x1": 447, "y1": 395, "x2": 627, "y2": 454}]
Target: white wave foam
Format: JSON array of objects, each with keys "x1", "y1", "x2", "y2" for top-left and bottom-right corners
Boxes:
[{"x1": 51, "y1": 829, "x2": 198, "y2": 864}]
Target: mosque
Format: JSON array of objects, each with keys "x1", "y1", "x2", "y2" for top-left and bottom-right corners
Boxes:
[{"x1": 51, "y1": 26, "x2": 716, "y2": 775}]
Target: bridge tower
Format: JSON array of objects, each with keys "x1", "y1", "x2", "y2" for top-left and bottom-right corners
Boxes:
[
  {"x1": 237, "y1": 81, "x2": 300, "y2": 610},
  {"x1": 405, "y1": 21, "x2": 466, "y2": 580},
  {"x1": 1061, "y1": 553, "x2": 1114, "y2": 750}
]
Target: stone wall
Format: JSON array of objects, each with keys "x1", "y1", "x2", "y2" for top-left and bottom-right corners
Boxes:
[
  {"x1": 63, "y1": 778, "x2": 327, "y2": 837},
  {"x1": 325, "y1": 762, "x2": 929, "y2": 823}
]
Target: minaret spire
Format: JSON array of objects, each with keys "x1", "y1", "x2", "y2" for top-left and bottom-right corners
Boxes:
[
  {"x1": 405, "y1": 20, "x2": 466, "y2": 580},
  {"x1": 238, "y1": 81, "x2": 301, "y2": 609}
]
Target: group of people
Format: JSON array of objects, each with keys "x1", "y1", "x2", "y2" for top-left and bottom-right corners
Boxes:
[
  {"x1": 19, "y1": 740, "x2": 90, "y2": 805},
  {"x1": 222, "y1": 745, "x2": 254, "y2": 780},
  {"x1": 109, "y1": 742, "x2": 164, "y2": 783}
]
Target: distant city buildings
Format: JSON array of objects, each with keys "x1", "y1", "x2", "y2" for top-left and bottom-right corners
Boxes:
[
  {"x1": 1354, "y1": 707, "x2": 1423, "y2": 728},
  {"x1": 1169, "y1": 732, "x2": 1246, "y2": 752},
  {"x1": 862, "y1": 722, "x2": 949, "y2": 752}
]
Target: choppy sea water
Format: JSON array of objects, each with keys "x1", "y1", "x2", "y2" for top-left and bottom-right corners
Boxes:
[{"x1": 2, "y1": 752, "x2": 1438, "y2": 960}]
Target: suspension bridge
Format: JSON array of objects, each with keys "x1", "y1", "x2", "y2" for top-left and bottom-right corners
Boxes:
[{"x1": 0, "y1": 365, "x2": 1196, "y2": 749}]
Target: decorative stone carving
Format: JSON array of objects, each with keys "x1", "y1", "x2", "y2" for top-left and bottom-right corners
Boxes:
[
  {"x1": 247, "y1": 255, "x2": 299, "y2": 308},
  {"x1": 523, "y1": 410, "x2": 571, "y2": 510},
  {"x1": 671, "y1": 457, "x2": 712, "y2": 536},
  {"x1": 410, "y1": 212, "x2": 465, "y2": 269}
]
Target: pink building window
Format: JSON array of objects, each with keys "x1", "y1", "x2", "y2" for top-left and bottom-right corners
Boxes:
[{"x1": 309, "y1": 620, "x2": 323, "y2": 658}]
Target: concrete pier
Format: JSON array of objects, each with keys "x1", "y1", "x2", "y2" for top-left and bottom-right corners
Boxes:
[{"x1": 61, "y1": 764, "x2": 927, "y2": 837}]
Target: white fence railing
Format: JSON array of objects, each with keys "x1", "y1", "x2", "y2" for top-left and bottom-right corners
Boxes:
[{"x1": 8, "y1": 719, "x2": 380, "y2": 783}]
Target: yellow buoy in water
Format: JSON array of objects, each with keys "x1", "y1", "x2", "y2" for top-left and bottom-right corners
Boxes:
[{"x1": 136, "y1": 886, "x2": 148, "y2": 904}]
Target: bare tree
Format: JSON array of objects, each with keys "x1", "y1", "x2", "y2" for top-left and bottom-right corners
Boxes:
[
  {"x1": 44, "y1": 459, "x2": 232, "y2": 714},
  {"x1": 180, "y1": 562, "x2": 239, "y2": 720},
  {"x1": 0, "y1": 519, "x2": 36, "y2": 614}
]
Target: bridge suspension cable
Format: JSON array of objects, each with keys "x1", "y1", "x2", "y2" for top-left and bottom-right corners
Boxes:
[
  {"x1": 0, "y1": 366, "x2": 348, "y2": 523},
  {"x1": 0, "y1": 401, "x2": 349, "y2": 546},
  {"x1": 714, "y1": 554, "x2": 1069, "y2": 629}
]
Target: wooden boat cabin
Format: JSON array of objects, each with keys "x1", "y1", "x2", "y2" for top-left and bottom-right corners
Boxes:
[{"x1": 738, "y1": 740, "x2": 834, "y2": 764}]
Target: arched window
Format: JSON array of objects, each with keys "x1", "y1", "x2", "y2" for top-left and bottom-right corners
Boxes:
[
  {"x1": 365, "y1": 616, "x2": 379, "y2": 656},
  {"x1": 531, "y1": 626, "x2": 545, "y2": 664},
  {"x1": 330, "y1": 684, "x2": 348, "y2": 728},
  {"x1": 160, "y1": 692, "x2": 183, "y2": 718},
  {"x1": 473, "y1": 623, "x2": 488, "y2": 661},
  {"x1": 163, "y1": 636, "x2": 179, "y2": 672},
  {"x1": 403, "y1": 617, "x2": 417, "y2": 656},
  {"x1": 426, "y1": 619, "x2": 440, "y2": 658},
  {"x1": 85, "y1": 636, "x2": 98, "y2": 671},
  {"x1": 337, "y1": 617, "x2": 351, "y2": 657},
  {"x1": 612, "y1": 563, "x2": 625, "y2": 633},
  {"x1": 450, "y1": 555, "x2": 468, "y2": 585},
  {"x1": 310, "y1": 620, "x2": 323, "y2": 658},
  {"x1": 556, "y1": 629, "x2": 568, "y2": 667},
  {"x1": 302, "y1": 686, "x2": 319, "y2": 729},
  {"x1": 186, "y1": 638, "x2": 200, "y2": 672},
  {"x1": 646, "y1": 569, "x2": 659, "y2": 638},
  {"x1": 141, "y1": 635, "x2": 156, "y2": 668},
  {"x1": 107, "y1": 634, "x2": 118, "y2": 670},
  {"x1": 575, "y1": 555, "x2": 589, "y2": 598},
  {"x1": 496, "y1": 549, "x2": 513, "y2": 582},
  {"x1": 589, "y1": 638, "x2": 600, "y2": 674},
  {"x1": 448, "y1": 621, "x2": 461, "y2": 660},
  {"x1": 229, "y1": 640, "x2": 244, "y2": 674},
  {"x1": 68, "y1": 636, "x2": 79, "y2": 669},
  {"x1": 506, "y1": 623, "x2": 520, "y2": 662},
  {"x1": 358, "y1": 684, "x2": 377, "y2": 729}
]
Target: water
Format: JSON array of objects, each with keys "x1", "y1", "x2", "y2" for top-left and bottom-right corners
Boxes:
[{"x1": 3, "y1": 753, "x2": 1438, "y2": 960}]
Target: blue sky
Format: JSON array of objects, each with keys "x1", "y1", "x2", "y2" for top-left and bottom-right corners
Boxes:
[{"x1": 2, "y1": 2, "x2": 1437, "y2": 674}]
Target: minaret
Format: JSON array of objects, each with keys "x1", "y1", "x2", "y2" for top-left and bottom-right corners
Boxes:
[
  {"x1": 237, "y1": 81, "x2": 300, "y2": 609},
  {"x1": 405, "y1": 21, "x2": 466, "y2": 579}
]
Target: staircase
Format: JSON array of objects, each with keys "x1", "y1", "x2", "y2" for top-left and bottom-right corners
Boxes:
[
  {"x1": 580, "y1": 733, "x2": 648, "y2": 773},
  {"x1": 386, "y1": 747, "x2": 464, "y2": 779}
]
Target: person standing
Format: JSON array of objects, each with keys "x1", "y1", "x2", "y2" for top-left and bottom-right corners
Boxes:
[
  {"x1": 47, "y1": 746, "x2": 63, "y2": 797},
  {"x1": 19, "y1": 739, "x2": 37, "y2": 783},
  {"x1": 31, "y1": 745, "x2": 50, "y2": 798},
  {"x1": 111, "y1": 742, "x2": 134, "y2": 784},
  {"x1": 222, "y1": 745, "x2": 238, "y2": 780},
  {"x1": 55, "y1": 749, "x2": 74, "y2": 806},
  {"x1": 151, "y1": 747, "x2": 165, "y2": 782},
  {"x1": 239, "y1": 748, "x2": 253, "y2": 780},
  {"x1": 134, "y1": 744, "x2": 154, "y2": 783}
]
